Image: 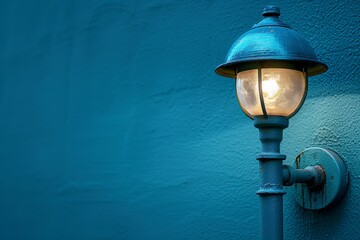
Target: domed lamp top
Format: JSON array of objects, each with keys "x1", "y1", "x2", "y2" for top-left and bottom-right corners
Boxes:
[{"x1": 215, "y1": 6, "x2": 328, "y2": 78}]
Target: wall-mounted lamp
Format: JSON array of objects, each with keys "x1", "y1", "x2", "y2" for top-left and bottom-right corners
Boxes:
[{"x1": 215, "y1": 6, "x2": 348, "y2": 240}]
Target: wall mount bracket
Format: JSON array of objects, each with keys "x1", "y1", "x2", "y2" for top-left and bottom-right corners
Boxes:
[{"x1": 288, "y1": 147, "x2": 348, "y2": 210}]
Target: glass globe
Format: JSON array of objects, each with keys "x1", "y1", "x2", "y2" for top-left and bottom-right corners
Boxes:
[{"x1": 236, "y1": 68, "x2": 306, "y2": 118}]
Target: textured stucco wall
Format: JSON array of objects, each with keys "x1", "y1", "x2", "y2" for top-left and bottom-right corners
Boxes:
[{"x1": 0, "y1": 0, "x2": 359, "y2": 239}]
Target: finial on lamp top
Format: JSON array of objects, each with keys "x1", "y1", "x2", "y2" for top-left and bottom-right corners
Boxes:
[{"x1": 262, "y1": 5, "x2": 280, "y2": 17}]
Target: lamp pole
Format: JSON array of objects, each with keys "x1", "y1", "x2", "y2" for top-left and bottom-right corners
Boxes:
[{"x1": 254, "y1": 116, "x2": 288, "y2": 240}]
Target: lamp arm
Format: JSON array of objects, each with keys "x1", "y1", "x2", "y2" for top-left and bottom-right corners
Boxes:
[{"x1": 282, "y1": 164, "x2": 325, "y2": 188}]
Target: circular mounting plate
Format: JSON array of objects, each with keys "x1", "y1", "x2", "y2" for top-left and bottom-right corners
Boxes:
[{"x1": 292, "y1": 147, "x2": 348, "y2": 210}]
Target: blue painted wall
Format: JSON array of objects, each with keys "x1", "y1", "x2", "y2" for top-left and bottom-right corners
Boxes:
[{"x1": 0, "y1": 1, "x2": 359, "y2": 239}]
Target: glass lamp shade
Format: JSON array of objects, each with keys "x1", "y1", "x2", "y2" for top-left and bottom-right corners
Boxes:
[{"x1": 236, "y1": 68, "x2": 307, "y2": 118}]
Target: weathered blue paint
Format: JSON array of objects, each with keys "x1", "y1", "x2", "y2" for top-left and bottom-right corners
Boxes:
[
  {"x1": 283, "y1": 164, "x2": 325, "y2": 188},
  {"x1": 215, "y1": 6, "x2": 327, "y2": 78},
  {"x1": 291, "y1": 147, "x2": 348, "y2": 210},
  {"x1": 0, "y1": 1, "x2": 359, "y2": 240},
  {"x1": 254, "y1": 116, "x2": 288, "y2": 240}
]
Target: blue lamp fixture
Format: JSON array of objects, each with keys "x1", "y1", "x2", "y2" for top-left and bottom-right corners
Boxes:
[{"x1": 215, "y1": 6, "x2": 348, "y2": 240}]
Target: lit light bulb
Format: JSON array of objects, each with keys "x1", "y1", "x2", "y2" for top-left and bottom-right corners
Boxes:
[
  {"x1": 236, "y1": 68, "x2": 306, "y2": 117},
  {"x1": 262, "y1": 78, "x2": 279, "y2": 99}
]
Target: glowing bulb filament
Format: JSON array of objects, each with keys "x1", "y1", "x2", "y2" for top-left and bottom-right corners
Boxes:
[{"x1": 262, "y1": 78, "x2": 279, "y2": 98}]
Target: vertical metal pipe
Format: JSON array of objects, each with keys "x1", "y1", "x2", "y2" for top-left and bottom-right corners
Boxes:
[{"x1": 254, "y1": 116, "x2": 288, "y2": 240}]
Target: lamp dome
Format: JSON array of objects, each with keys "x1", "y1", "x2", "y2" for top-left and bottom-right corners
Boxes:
[{"x1": 215, "y1": 6, "x2": 328, "y2": 78}]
